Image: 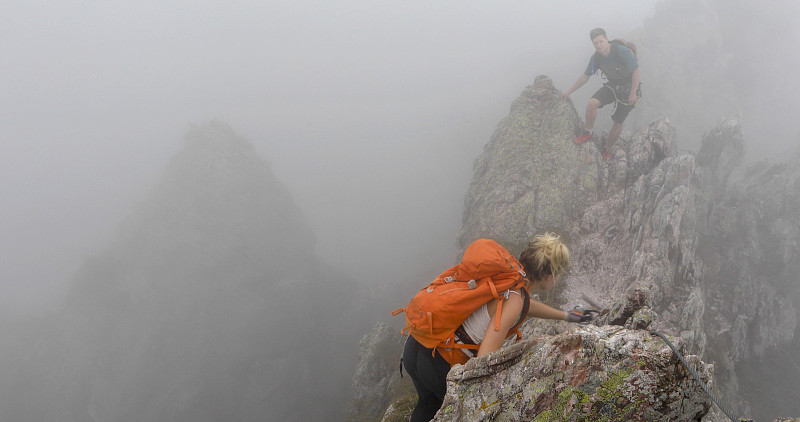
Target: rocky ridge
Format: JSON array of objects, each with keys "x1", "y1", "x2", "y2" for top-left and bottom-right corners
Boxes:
[{"x1": 349, "y1": 75, "x2": 800, "y2": 421}]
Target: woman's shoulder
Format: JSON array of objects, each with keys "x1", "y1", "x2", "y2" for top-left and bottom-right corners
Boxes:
[{"x1": 504, "y1": 290, "x2": 525, "y2": 309}]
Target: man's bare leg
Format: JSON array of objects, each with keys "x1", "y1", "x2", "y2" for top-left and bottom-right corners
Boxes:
[{"x1": 585, "y1": 98, "x2": 600, "y2": 132}]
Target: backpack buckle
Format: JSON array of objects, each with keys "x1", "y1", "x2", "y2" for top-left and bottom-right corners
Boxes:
[{"x1": 444, "y1": 276, "x2": 454, "y2": 283}]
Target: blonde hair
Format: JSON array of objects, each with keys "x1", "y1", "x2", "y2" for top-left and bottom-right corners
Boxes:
[{"x1": 518, "y1": 232, "x2": 570, "y2": 282}]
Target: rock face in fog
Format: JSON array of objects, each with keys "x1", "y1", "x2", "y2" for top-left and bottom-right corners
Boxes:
[
  {"x1": 346, "y1": 323, "x2": 413, "y2": 422},
  {"x1": 694, "y1": 121, "x2": 800, "y2": 419},
  {"x1": 0, "y1": 121, "x2": 364, "y2": 421},
  {"x1": 622, "y1": 0, "x2": 796, "y2": 149},
  {"x1": 351, "y1": 75, "x2": 800, "y2": 421},
  {"x1": 460, "y1": 75, "x2": 800, "y2": 421}
]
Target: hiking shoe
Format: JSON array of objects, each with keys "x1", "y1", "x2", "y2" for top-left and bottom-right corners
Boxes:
[
  {"x1": 601, "y1": 149, "x2": 611, "y2": 160},
  {"x1": 574, "y1": 130, "x2": 593, "y2": 145}
]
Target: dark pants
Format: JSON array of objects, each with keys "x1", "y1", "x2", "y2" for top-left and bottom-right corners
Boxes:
[
  {"x1": 592, "y1": 83, "x2": 639, "y2": 123},
  {"x1": 402, "y1": 336, "x2": 452, "y2": 422}
]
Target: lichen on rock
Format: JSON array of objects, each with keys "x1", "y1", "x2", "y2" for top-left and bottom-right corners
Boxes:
[{"x1": 433, "y1": 326, "x2": 712, "y2": 422}]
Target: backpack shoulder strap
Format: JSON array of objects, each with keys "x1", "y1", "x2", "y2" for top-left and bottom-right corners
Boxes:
[
  {"x1": 508, "y1": 288, "x2": 531, "y2": 342},
  {"x1": 609, "y1": 39, "x2": 637, "y2": 61}
]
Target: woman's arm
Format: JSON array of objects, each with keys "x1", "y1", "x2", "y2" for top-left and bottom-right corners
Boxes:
[
  {"x1": 527, "y1": 298, "x2": 568, "y2": 320},
  {"x1": 476, "y1": 293, "x2": 524, "y2": 357}
]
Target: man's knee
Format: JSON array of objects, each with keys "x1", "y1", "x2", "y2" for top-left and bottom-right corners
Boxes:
[{"x1": 587, "y1": 98, "x2": 601, "y2": 110}]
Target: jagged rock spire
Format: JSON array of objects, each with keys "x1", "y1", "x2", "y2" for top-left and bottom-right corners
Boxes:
[
  {"x1": 458, "y1": 75, "x2": 588, "y2": 254},
  {"x1": 6, "y1": 121, "x2": 363, "y2": 422}
]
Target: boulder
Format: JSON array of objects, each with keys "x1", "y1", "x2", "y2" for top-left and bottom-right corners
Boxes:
[{"x1": 435, "y1": 326, "x2": 712, "y2": 422}]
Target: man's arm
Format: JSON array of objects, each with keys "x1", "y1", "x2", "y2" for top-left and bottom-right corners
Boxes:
[
  {"x1": 628, "y1": 67, "x2": 641, "y2": 104},
  {"x1": 561, "y1": 73, "x2": 590, "y2": 100}
]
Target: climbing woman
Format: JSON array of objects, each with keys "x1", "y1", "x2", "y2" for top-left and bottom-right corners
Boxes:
[{"x1": 398, "y1": 233, "x2": 593, "y2": 421}]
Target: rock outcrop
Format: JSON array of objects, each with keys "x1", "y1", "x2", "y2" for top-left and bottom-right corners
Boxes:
[
  {"x1": 458, "y1": 75, "x2": 589, "y2": 253},
  {"x1": 346, "y1": 323, "x2": 413, "y2": 422},
  {"x1": 436, "y1": 326, "x2": 711, "y2": 422},
  {"x1": 352, "y1": 75, "x2": 800, "y2": 421}
]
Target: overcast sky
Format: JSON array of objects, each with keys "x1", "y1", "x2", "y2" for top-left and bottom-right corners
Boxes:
[{"x1": 1, "y1": 1, "x2": 665, "y2": 314}]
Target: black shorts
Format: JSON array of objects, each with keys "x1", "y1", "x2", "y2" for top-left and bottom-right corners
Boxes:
[{"x1": 592, "y1": 84, "x2": 638, "y2": 124}]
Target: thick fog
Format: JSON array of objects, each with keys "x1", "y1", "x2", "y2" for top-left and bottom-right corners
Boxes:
[
  {"x1": 1, "y1": 1, "x2": 665, "y2": 314},
  {"x1": 3, "y1": 1, "x2": 800, "y2": 421}
]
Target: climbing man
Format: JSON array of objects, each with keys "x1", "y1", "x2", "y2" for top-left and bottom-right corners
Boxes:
[{"x1": 561, "y1": 28, "x2": 641, "y2": 160}]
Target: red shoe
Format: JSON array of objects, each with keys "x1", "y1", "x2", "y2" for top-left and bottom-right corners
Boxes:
[{"x1": 574, "y1": 130, "x2": 593, "y2": 145}]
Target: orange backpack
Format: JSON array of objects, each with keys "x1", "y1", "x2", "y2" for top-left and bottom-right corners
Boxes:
[{"x1": 392, "y1": 239, "x2": 529, "y2": 366}]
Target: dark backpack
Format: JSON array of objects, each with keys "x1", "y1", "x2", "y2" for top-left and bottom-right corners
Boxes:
[{"x1": 609, "y1": 38, "x2": 637, "y2": 59}]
